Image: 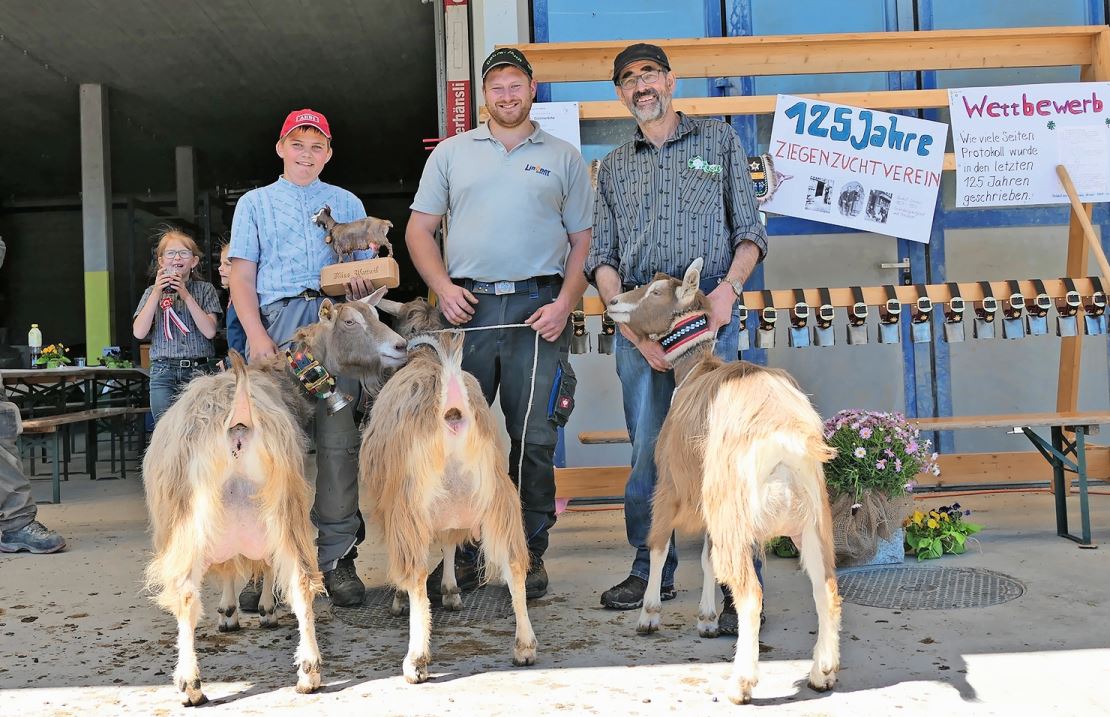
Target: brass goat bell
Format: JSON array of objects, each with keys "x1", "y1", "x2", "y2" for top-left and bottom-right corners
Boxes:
[
  {"x1": 570, "y1": 309, "x2": 590, "y2": 354},
  {"x1": 597, "y1": 312, "x2": 617, "y2": 354}
]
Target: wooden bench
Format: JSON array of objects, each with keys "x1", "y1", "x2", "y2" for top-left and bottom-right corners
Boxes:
[
  {"x1": 576, "y1": 411, "x2": 1107, "y2": 547},
  {"x1": 20, "y1": 407, "x2": 149, "y2": 503}
]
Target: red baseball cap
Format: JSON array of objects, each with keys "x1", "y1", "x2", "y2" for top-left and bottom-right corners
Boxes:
[{"x1": 279, "y1": 109, "x2": 332, "y2": 140}]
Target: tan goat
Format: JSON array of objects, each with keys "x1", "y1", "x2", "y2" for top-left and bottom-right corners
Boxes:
[
  {"x1": 607, "y1": 258, "x2": 841, "y2": 705},
  {"x1": 360, "y1": 298, "x2": 537, "y2": 684},
  {"x1": 143, "y1": 290, "x2": 407, "y2": 706}
]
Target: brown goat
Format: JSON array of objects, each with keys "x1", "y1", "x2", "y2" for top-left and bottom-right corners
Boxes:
[
  {"x1": 312, "y1": 204, "x2": 394, "y2": 263},
  {"x1": 359, "y1": 298, "x2": 537, "y2": 684},
  {"x1": 607, "y1": 258, "x2": 841, "y2": 705},
  {"x1": 143, "y1": 290, "x2": 407, "y2": 706}
]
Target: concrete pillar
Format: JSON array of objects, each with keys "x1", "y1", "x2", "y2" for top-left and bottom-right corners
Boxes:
[
  {"x1": 79, "y1": 83, "x2": 114, "y2": 362},
  {"x1": 175, "y1": 146, "x2": 196, "y2": 222}
]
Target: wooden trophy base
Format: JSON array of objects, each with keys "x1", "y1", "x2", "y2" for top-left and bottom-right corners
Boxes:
[{"x1": 319, "y1": 257, "x2": 401, "y2": 296}]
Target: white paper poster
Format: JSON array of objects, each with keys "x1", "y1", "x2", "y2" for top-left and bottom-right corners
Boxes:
[
  {"x1": 761, "y1": 95, "x2": 947, "y2": 243},
  {"x1": 949, "y1": 82, "x2": 1110, "y2": 207},
  {"x1": 530, "y1": 102, "x2": 581, "y2": 151}
]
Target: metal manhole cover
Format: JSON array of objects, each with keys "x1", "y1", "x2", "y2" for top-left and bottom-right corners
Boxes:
[
  {"x1": 332, "y1": 584, "x2": 514, "y2": 629},
  {"x1": 838, "y1": 566, "x2": 1025, "y2": 610}
]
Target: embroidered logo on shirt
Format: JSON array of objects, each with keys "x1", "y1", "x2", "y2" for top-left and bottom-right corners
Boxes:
[
  {"x1": 688, "y1": 155, "x2": 722, "y2": 175},
  {"x1": 524, "y1": 163, "x2": 552, "y2": 177}
]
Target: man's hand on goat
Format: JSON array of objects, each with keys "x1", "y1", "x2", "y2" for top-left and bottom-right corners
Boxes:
[
  {"x1": 345, "y1": 277, "x2": 376, "y2": 301},
  {"x1": 436, "y1": 283, "x2": 478, "y2": 325},
  {"x1": 246, "y1": 331, "x2": 278, "y2": 362},
  {"x1": 526, "y1": 298, "x2": 572, "y2": 342},
  {"x1": 706, "y1": 283, "x2": 738, "y2": 335},
  {"x1": 619, "y1": 324, "x2": 671, "y2": 372}
]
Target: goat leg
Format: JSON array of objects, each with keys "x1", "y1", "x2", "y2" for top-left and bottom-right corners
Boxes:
[
  {"x1": 696, "y1": 536, "x2": 719, "y2": 637},
  {"x1": 438, "y1": 542, "x2": 463, "y2": 611},
  {"x1": 800, "y1": 523, "x2": 841, "y2": 692},
  {"x1": 403, "y1": 578, "x2": 433, "y2": 683},
  {"x1": 636, "y1": 543, "x2": 669, "y2": 635},
  {"x1": 284, "y1": 565, "x2": 323, "y2": 694},
  {"x1": 258, "y1": 566, "x2": 279, "y2": 628},
  {"x1": 722, "y1": 562, "x2": 762, "y2": 706},
  {"x1": 216, "y1": 571, "x2": 240, "y2": 633},
  {"x1": 495, "y1": 553, "x2": 537, "y2": 667},
  {"x1": 171, "y1": 574, "x2": 207, "y2": 706}
]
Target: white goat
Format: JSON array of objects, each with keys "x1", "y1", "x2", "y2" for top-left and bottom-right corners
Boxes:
[
  {"x1": 607, "y1": 258, "x2": 841, "y2": 705},
  {"x1": 143, "y1": 291, "x2": 407, "y2": 706},
  {"x1": 360, "y1": 298, "x2": 537, "y2": 684}
]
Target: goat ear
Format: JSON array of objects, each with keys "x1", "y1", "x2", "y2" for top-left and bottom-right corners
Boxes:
[
  {"x1": 676, "y1": 258, "x2": 703, "y2": 307},
  {"x1": 359, "y1": 285, "x2": 389, "y2": 307},
  {"x1": 318, "y1": 299, "x2": 336, "y2": 322},
  {"x1": 375, "y1": 298, "x2": 405, "y2": 316}
]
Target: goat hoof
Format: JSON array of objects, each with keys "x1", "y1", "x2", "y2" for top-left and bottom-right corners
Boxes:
[
  {"x1": 808, "y1": 665, "x2": 838, "y2": 692},
  {"x1": 177, "y1": 678, "x2": 207, "y2": 707},
  {"x1": 636, "y1": 610, "x2": 661, "y2": 635},
  {"x1": 727, "y1": 679, "x2": 756, "y2": 706},
  {"x1": 296, "y1": 660, "x2": 322, "y2": 693},
  {"x1": 403, "y1": 655, "x2": 429, "y2": 684},
  {"x1": 441, "y1": 591, "x2": 463, "y2": 611},
  {"x1": 260, "y1": 612, "x2": 280, "y2": 629},
  {"x1": 217, "y1": 617, "x2": 240, "y2": 633},
  {"x1": 512, "y1": 639, "x2": 537, "y2": 667},
  {"x1": 697, "y1": 624, "x2": 719, "y2": 639}
]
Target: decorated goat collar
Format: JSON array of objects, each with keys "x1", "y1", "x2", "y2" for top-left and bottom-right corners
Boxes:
[
  {"x1": 655, "y1": 312, "x2": 714, "y2": 360},
  {"x1": 285, "y1": 344, "x2": 352, "y2": 414}
]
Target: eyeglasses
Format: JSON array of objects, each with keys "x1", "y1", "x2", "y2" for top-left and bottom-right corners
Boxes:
[
  {"x1": 619, "y1": 70, "x2": 663, "y2": 91},
  {"x1": 163, "y1": 250, "x2": 193, "y2": 259}
]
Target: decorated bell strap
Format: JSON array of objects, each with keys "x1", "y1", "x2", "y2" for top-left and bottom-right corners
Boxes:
[
  {"x1": 285, "y1": 345, "x2": 344, "y2": 402},
  {"x1": 1026, "y1": 279, "x2": 1052, "y2": 317},
  {"x1": 658, "y1": 312, "x2": 714, "y2": 361},
  {"x1": 879, "y1": 284, "x2": 901, "y2": 324},
  {"x1": 815, "y1": 287, "x2": 834, "y2": 328},
  {"x1": 912, "y1": 284, "x2": 933, "y2": 322},
  {"x1": 790, "y1": 288, "x2": 810, "y2": 327},
  {"x1": 1003, "y1": 279, "x2": 1025, "y2": 319},
  {"x1": 976, "y1": 280, "x2": 998, "y2": 320},
  {"x1": 160, "y1": 291, "x2": 190, "y2": 341},
  {"x1": 945, "y1": 282, "x2": 965, "y2": 322},
  {"x1": 849, "y1": 286, "x2": 868, "y2": 326},
  {"x1": 759, "y1": 289, "x2": 777, "y2": 329},
  {"x1": 1059, "y1": 277, "x2": 1082, "y2": 316},
  {"x1": 1085, "y1": 276, "x2": 1107, "y2": 315}
]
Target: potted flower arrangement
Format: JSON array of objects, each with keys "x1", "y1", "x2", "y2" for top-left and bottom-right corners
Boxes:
[
  {"x1": 822, "y1": 410, "x2": 940, "y2": 566},
  {"x1": 904, "y1": 503, "x2": 982, "y2": 560},
  {"x1": 34, "y1": 343, "x2": 73, "y2": 369}
]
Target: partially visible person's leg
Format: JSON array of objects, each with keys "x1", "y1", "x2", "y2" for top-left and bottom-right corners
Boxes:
[{"x1": 0, "y1": 401, "x2": 64, "y2": 554}]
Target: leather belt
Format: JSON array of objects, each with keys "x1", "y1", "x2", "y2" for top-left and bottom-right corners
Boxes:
[
  {"x1": 454, "y1": 275, "x2": 561, "y2": 296},
  {"x1": 152, "y1": 357, "x2": 212, "y2": 368}
]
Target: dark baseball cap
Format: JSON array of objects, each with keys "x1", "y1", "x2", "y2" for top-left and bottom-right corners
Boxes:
[
  {"x1": 482, "y1": 47, "x2": 533, "y2": 79},
  {"x1": 612, "y1": 43, "x2": 671, "y2": 84}
]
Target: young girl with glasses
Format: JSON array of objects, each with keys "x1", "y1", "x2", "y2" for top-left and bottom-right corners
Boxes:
[{"x1": 132, "y1": 226, "x2": 222, "y2": 422}]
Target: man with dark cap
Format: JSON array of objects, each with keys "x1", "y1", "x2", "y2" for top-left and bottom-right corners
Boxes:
[
  {"x1": 407, "y1": 47, "x2": 593, "y2": 600},
  {"x1": 585, "y1": 43, "x2": 768, "y2": 633}
]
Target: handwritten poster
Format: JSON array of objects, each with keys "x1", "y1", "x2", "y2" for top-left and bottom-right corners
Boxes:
[
  {"x1": 949, "y1": 82, "x2": 1110, "y2": 207},
  {"x1": 761, "y1": 95, "x2": 946, "y2": 243}
]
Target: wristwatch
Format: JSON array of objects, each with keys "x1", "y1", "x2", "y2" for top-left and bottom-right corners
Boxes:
[{"x1": 721, "y1": 277, "x2": 744, "y2": 299}]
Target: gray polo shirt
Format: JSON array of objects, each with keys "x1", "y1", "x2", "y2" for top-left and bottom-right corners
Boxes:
[{"x1": 410, "y1": 121, "x2": 592, "y2": 283}]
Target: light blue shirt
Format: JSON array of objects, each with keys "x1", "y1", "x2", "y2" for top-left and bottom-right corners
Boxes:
[{"x1": 229, "y1": 176, "x2": 371, "y2": 307}]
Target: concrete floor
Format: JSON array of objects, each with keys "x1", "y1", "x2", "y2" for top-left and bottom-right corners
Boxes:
[{"x1": 1, "y1": 474, "x2": 1108, "y2": 716}]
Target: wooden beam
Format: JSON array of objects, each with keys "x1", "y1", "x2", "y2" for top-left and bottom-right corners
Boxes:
[
  {"x1": 579, "y1": 278, "x2": 1105, "y2": 316},
  {"x1": 509, "y1": 27, "x2": 1101, "y2": 83},
  {"x1": 555, "y1": 447, "x2": 1110, "y2": 498}
]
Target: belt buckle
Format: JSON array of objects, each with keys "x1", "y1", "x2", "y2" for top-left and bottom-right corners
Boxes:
[
  {"x1": 494, "y1": 281, "x2": 516, "y2": 295},
  {"x1": 180, "y1": 359, "x2": 193, "y2": 368}
]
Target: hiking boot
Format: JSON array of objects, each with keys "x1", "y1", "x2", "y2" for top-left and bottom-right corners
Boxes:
[
  {"x1": 525, "y1": 558, "x2": 548, "y2": 600},
  {"x1": 427, "y1": 553, "x2": 482, "y2": 599},
  {"x1": 324, "y1": 551, "x2": 366, "y2": 607},
  {"x1": 600, "y1": 575, "x2": 676, "y2": 610},
  {"x1": 717, "y1": 586, "x2": 765, "y2": 637},
  {"x1": 238, "y1": 576, "x2": 262, "y2": 613},
  {"x1": 0, "y1": 520, "x2": 66, "y2": 554}
]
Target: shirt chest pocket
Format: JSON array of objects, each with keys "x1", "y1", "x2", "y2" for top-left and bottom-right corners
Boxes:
[{"x1": 677, "y1": 168, "x2": 721, "y2": 216}]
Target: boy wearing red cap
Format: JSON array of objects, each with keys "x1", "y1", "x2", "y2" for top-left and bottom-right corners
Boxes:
[{"x1": 229, "y1": 109, "x2": 378, "y2": 608}]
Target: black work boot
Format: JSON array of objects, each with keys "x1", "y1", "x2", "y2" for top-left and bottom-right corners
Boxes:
[
  {"x1": 0, "y1": 520, "x2": 66, "y2": 554},
  {"x1": 525, "y1": 557, "x2": 548, "y2": 600},
  {"x1": 324, "y1": 549, "x2": 366, "y2": 607},
  {"x1": 238, "y1": 575, "x2": 262, "y2": 613},
  {"x1": 599, "y1": 575, "x2": 676, "y2": 610},
  {"x1": 718, "y1": 584, "x2": 765, "y2": 637}
]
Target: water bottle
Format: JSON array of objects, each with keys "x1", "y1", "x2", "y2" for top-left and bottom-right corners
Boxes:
[{"x1": 28, "y1": 323, "x2": 42, "y2": 368}]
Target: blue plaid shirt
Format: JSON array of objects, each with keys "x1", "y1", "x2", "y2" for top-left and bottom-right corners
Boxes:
[{"x1": 229, "y1": 176, "x2": 371, "y2": 307}]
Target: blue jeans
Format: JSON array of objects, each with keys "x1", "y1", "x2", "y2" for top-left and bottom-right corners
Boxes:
[
  {"x1": 614, "y1": 278, "x2": 761, "y2": 588},
  {"x1": 150, "y1": 361, "x2": 213, "y2": 423}
]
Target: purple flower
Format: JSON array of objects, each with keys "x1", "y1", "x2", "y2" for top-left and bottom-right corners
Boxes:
[
  {"x1": 876, "y1": 459, "x2": 887, "y2": 470},
  {"x1": 884, "y1": 448, "x2": 895, "y2": 458},
  {"x1": 859, "y1": 427, "x2": 873, "y2": 439},
  {"x1": 907, "y1": 441, "x2": 919, "y2": 454},
  {"x1": 894, "y1": 458, "x2": 902, "y2": 472},
  {"x1": 904, "y1": 480, "x2": 917, "y2": 493},
  {"x1": 853, "y1": 447, "x2": 867, "y2": 459}
]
